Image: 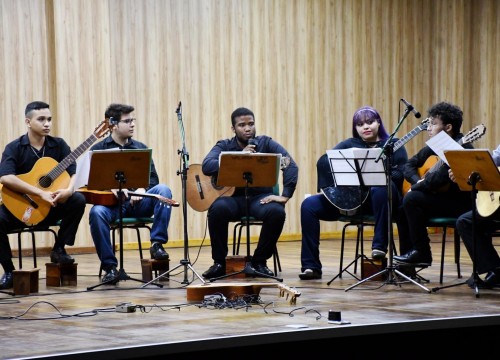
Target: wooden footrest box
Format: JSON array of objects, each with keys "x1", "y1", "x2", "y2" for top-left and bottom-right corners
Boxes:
[
  {"x1": 46, "y1": 263, "x2": 78, "y2": 287},
  {"x1": 141, "y1": 259, "x2": 170, "y2": 282}
]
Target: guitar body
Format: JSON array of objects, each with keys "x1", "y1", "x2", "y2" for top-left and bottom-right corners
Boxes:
[
  {"x1": 476, "y1": 167, "x2": 500, "y2": 217},
  {"x1": 1, "y1": 157, "x2": 70, "y2": 226},
  {"x1": 77, "y1": 187, "x2": 117, "y2": 206},
  {"x1": 321, "y1": 186, "x2": 370, "y2": 214},
  {"x1": 402, "y1": 155, "x2": 439, "y2": 195},
  {"x1": 186, "y1": 164, "x2": 235, "y2": 212},
  {"x1": 0, "y1": 120, "x2": 111, "y2": 225}
]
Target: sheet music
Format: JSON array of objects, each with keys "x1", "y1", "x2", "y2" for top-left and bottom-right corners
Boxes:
[
  {"x1": 326, "y1": 148, "x2": 386, "y2": 186},
  {"x1": 426, "y1": 131, "x2": 463, "y2": 165}
]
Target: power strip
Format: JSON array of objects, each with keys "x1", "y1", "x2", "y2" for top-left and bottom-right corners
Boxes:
[{"x1": 115, "y1": 302, "x2": 136, "y2": 313}]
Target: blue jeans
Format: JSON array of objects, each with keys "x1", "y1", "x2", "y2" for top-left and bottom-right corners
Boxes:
[
  {"x1": 300, "y1": 183, "x2": 401, "y2": 273},
  {"x1": 89, "y1": 184, "x2": 173, "y2": 270}
]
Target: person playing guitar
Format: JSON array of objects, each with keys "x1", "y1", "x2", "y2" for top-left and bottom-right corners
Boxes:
[
  {"x1": 452, "y1": 144, "x2": 500, "y2": 288},
  {"x1": 299, "y1": 105, "x2": 409, "y2": 280},
  {"x1": 0, "y1": 101, "x2": 87, "y2": 290},
  {"x1": 395, "y1": 101, "x2": 478, "y2": 269},
  {"x1": 86, "y1": 103, "x2": 177, "y2": 285}
]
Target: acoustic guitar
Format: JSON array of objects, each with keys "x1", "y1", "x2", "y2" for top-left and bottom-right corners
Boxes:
[
  {"x1": 186, "y1": 282, "x2": 301, "y2": 305},
  {"x1": 1, "y1": 121, "x2": 111, "y2": 226},
  {"x1": 402, "y1": 124, "x2": 486, "y2": 195},
  {"x1": 186, "y1": 164, "x2": 235, "y2": 212},
  {"x1": 321, "y1": 117, "x2": 430, "y2": 213},
  {"x1": 476, "y1": 167, "x2": 500, "y2": 217},
  {"x1": 77, "y1": 187, "x2": 180, "y2": 207}
]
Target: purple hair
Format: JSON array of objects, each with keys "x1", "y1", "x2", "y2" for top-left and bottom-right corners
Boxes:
[{"x1": 351, "y1": 106, "x2": 389, "y2": 140}]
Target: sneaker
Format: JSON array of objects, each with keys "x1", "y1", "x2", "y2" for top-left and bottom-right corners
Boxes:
[
  {"x1": 371, "y1": 249, "x2": 386, "y2": 260},
  {"x1": 150, "y1": 242, "x2": 169, "y2": 260},
  {"x1": 298, "y1": 269, "x2": 322, "y2": 280}
]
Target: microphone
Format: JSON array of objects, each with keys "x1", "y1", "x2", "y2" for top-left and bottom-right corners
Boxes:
[
  {"x1": 109, "y1": 117, "x2": 119, "y2": 125},
  {"x1": 400, "y1": 98, "x2": 421, "y2": 118},
  {"x1": 248, "y1": 138, "x2": 258, "y2": 146},
  {"x1": 176, "y1": 101, "x2": 182, "y2": 114}
]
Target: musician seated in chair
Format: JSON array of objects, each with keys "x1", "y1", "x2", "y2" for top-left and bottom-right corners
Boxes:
[
  {"x1": 299, "y1": 106, "x2": 408, "y2": 280},
  {"x1": 453, "y1": 144, "x2": 500, "y2": 288},
  {"x1": 88, "y1": 103, "x2": 175, "y2": 285},
  {"x1": 201, "y1": 107, "x2": 298, "y2": 279},
  {"x1": 0, "y1": 101, "x2": 87, "y2": 290},
  {"x1": 394, "y1": 102, "x2": 475, "y2": 268}
]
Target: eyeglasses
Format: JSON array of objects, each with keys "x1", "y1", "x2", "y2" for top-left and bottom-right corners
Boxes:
[{"x1": 119, "y1": 118, "x2": 136, "y2": 124}]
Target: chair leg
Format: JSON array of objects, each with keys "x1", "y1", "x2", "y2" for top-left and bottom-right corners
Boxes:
[
  {"x1": 338, "y1": 223, "x2": 350, "y2": 279},
  {"x1": 135, "y1": 228, "x2": 143, "y2": 259},
  {"x1": 17, "y1": 232, "x2": 23, "y2": 269},
  {"x1": 454, "y1": 229, "x2": 461, "y2": 278},
  {"x1": 353, "y1": 223, "x2": 362, "y2": 274},
  {"x1": 440, "y1": 226, "x2": 447, "y2": 284}
]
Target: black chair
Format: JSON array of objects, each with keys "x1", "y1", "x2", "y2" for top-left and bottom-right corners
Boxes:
[
  {"x1": 231, "y1": 184, "x2": 282, "y2": 275},
  {"x1": 10, "y1": 221, "x2": 61, "y2": 269},
  {"x1": 98, "y1": 217, "x2": 153, "y2": 277}
]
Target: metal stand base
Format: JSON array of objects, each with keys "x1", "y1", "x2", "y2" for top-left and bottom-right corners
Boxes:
[
  {"x1": 209, "y1": 260, "x2": 283, "y2": 282},
  {"x1": 141, "y1": 259, "x2": 205, "y2": 287},
  {"x1": 87, "y1": 268, "x2": 162, "y2": 291},
  {"x1": 345, "y1": 264, "x2": 431, "y2": 293}
]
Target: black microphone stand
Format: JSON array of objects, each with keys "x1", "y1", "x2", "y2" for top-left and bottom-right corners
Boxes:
[
  {"x1": 345, "y1": 106, "x2": 430, "y2": 292},
  {"x1": 141, "y1": 102, "x2": 205, "y2": 287}
]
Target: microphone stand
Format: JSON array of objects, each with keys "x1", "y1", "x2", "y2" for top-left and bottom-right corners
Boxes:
[
  {"x1": 345, "y1": 106, "x2": 430, "y2": 292},
  {"x1": 141, "y1": 102, "x2": 205, "y2": 287}
]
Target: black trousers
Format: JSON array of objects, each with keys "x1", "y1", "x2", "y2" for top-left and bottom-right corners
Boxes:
[
  {"x1": 207, "y1": 193, "x2": 285, "y2": 265},
  {"x1": 0, "y1": 192, "x2": 86, "y2": 268}
]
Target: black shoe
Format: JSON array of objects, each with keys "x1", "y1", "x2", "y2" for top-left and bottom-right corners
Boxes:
[
  {"x1": 0, "y1": 272, "x2": 13, "y2": 289},
  {"x1": 484, "y1": 271, "x2": 500, "y2": 287},
  {"x1": 396, "y1": 265, "x2": 417, "y2": 279},
  {"x1": 50, "y1": 247, "x2": 75, "y2": 264},
  {"x1": 102, "y1": 266, "x2": 119, "y2": 285},
  {"x1": 466, "y1": 273, "x2": 491, "y2": 289},
  {"x1": 150, "y1": 242, "x2": 169, "y2": 260},
  {"x1": 298, "y1": 269, "x2": 322, "y2": 280},
  {"x1": 393, "y1": 249, "x2": 432, "y2": 266},
  {"x1": 252, "y1": 263, "x2": 274, "y2": 277},
  {"x1": 202, "y1": 263, "x2": 225, "y2": 279}
]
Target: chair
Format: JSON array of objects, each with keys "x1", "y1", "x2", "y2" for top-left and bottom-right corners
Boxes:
[
  {"x1": 427, "y1": 217, "x2": 461, "y2": 284},
  {"x1": 231, "y1": 183, "x2": 282, "y2": 275},
  {"x1": 10, "y1": 221, "x2": 61, "y2": 269},
  {"x1": 98, "y1": 217, "x2": 153, "y2": 276},
  {"x1": 333, "y1": 215, "x2": 461, "y2": 284}
]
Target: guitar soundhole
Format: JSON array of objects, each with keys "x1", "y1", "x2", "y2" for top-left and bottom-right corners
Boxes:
[
  {"x1": 211, "y1": 176, "x2": 224, "y2": 190},
  {"x1": 38, "y1": 176, "x2": 53, "y2": 189}
]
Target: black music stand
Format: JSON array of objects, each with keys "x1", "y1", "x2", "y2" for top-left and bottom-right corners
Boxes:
[
  {"x1": 208, "y1": 152, "x2": 283, "y2": 282},
  {"x1": 324, "y1": 148, "x2": 386, "y2": 284},
  {"x1": 432, "y1": 149, "x2": 500, "y2": 297},
  {"x1": 86, "y1": 149, "x2": 162, "y2": 290},
  {"x1": 345, "y1": 138, "x2": 431, "y2": 293}
]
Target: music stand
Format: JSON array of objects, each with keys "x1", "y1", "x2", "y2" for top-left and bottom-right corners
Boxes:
[
  {"x1": 86, "y1": 149, "x2": 162, "y2": 290},
  {"x1": 432, "y1": 149, "x2": 500, "y2": 297},
  {"x1": 324, "y1": 148, "x2": 386, "y2": 284},
  {"x1": 208, "y1": 152, "x2": 283, "y2": 282}
]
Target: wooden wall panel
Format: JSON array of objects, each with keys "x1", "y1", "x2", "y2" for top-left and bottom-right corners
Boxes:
[{"x1": 0, "y1": 0, "x2": 498, "y2": 252}]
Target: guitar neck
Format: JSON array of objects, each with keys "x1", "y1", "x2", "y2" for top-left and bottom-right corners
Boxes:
[{"x1": 393, "y1": 123, "x2": 427, "y2": 152}]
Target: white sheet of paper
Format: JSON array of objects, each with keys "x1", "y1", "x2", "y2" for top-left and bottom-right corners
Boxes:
[{"x1": 425, "y1": 131, "x2": 463, "y2": 165}]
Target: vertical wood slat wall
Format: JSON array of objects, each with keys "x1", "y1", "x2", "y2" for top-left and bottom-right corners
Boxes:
[{"x1": 0, "y1": 0, "x2": 498, "y2": 250}]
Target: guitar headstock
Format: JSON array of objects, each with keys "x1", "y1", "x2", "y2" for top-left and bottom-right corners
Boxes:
[
  {"x1": 93, "y1": 120, "x2": 112, "y2": 139},
  {"x1": 277, "y1": 283, "x2": 301, "y2": 305},
  {"x1": 420, "y1": 117, "x2": 431, "y2": 130},
  {"x1": 462, "y1": 124, "x2": 486, "y2": 145}
]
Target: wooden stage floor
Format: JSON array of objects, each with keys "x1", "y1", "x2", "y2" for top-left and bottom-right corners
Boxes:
[{"x1": 1, "y1": 235, "x2": 500, "y2": 359}]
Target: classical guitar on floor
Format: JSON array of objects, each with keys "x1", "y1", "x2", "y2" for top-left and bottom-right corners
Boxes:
[
  {"x1": 402, "y1": 124, "x2": 486, "y2": 195},
  {"x1": 0, "y1": 121, "x2": 111, "y2": 226}
]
